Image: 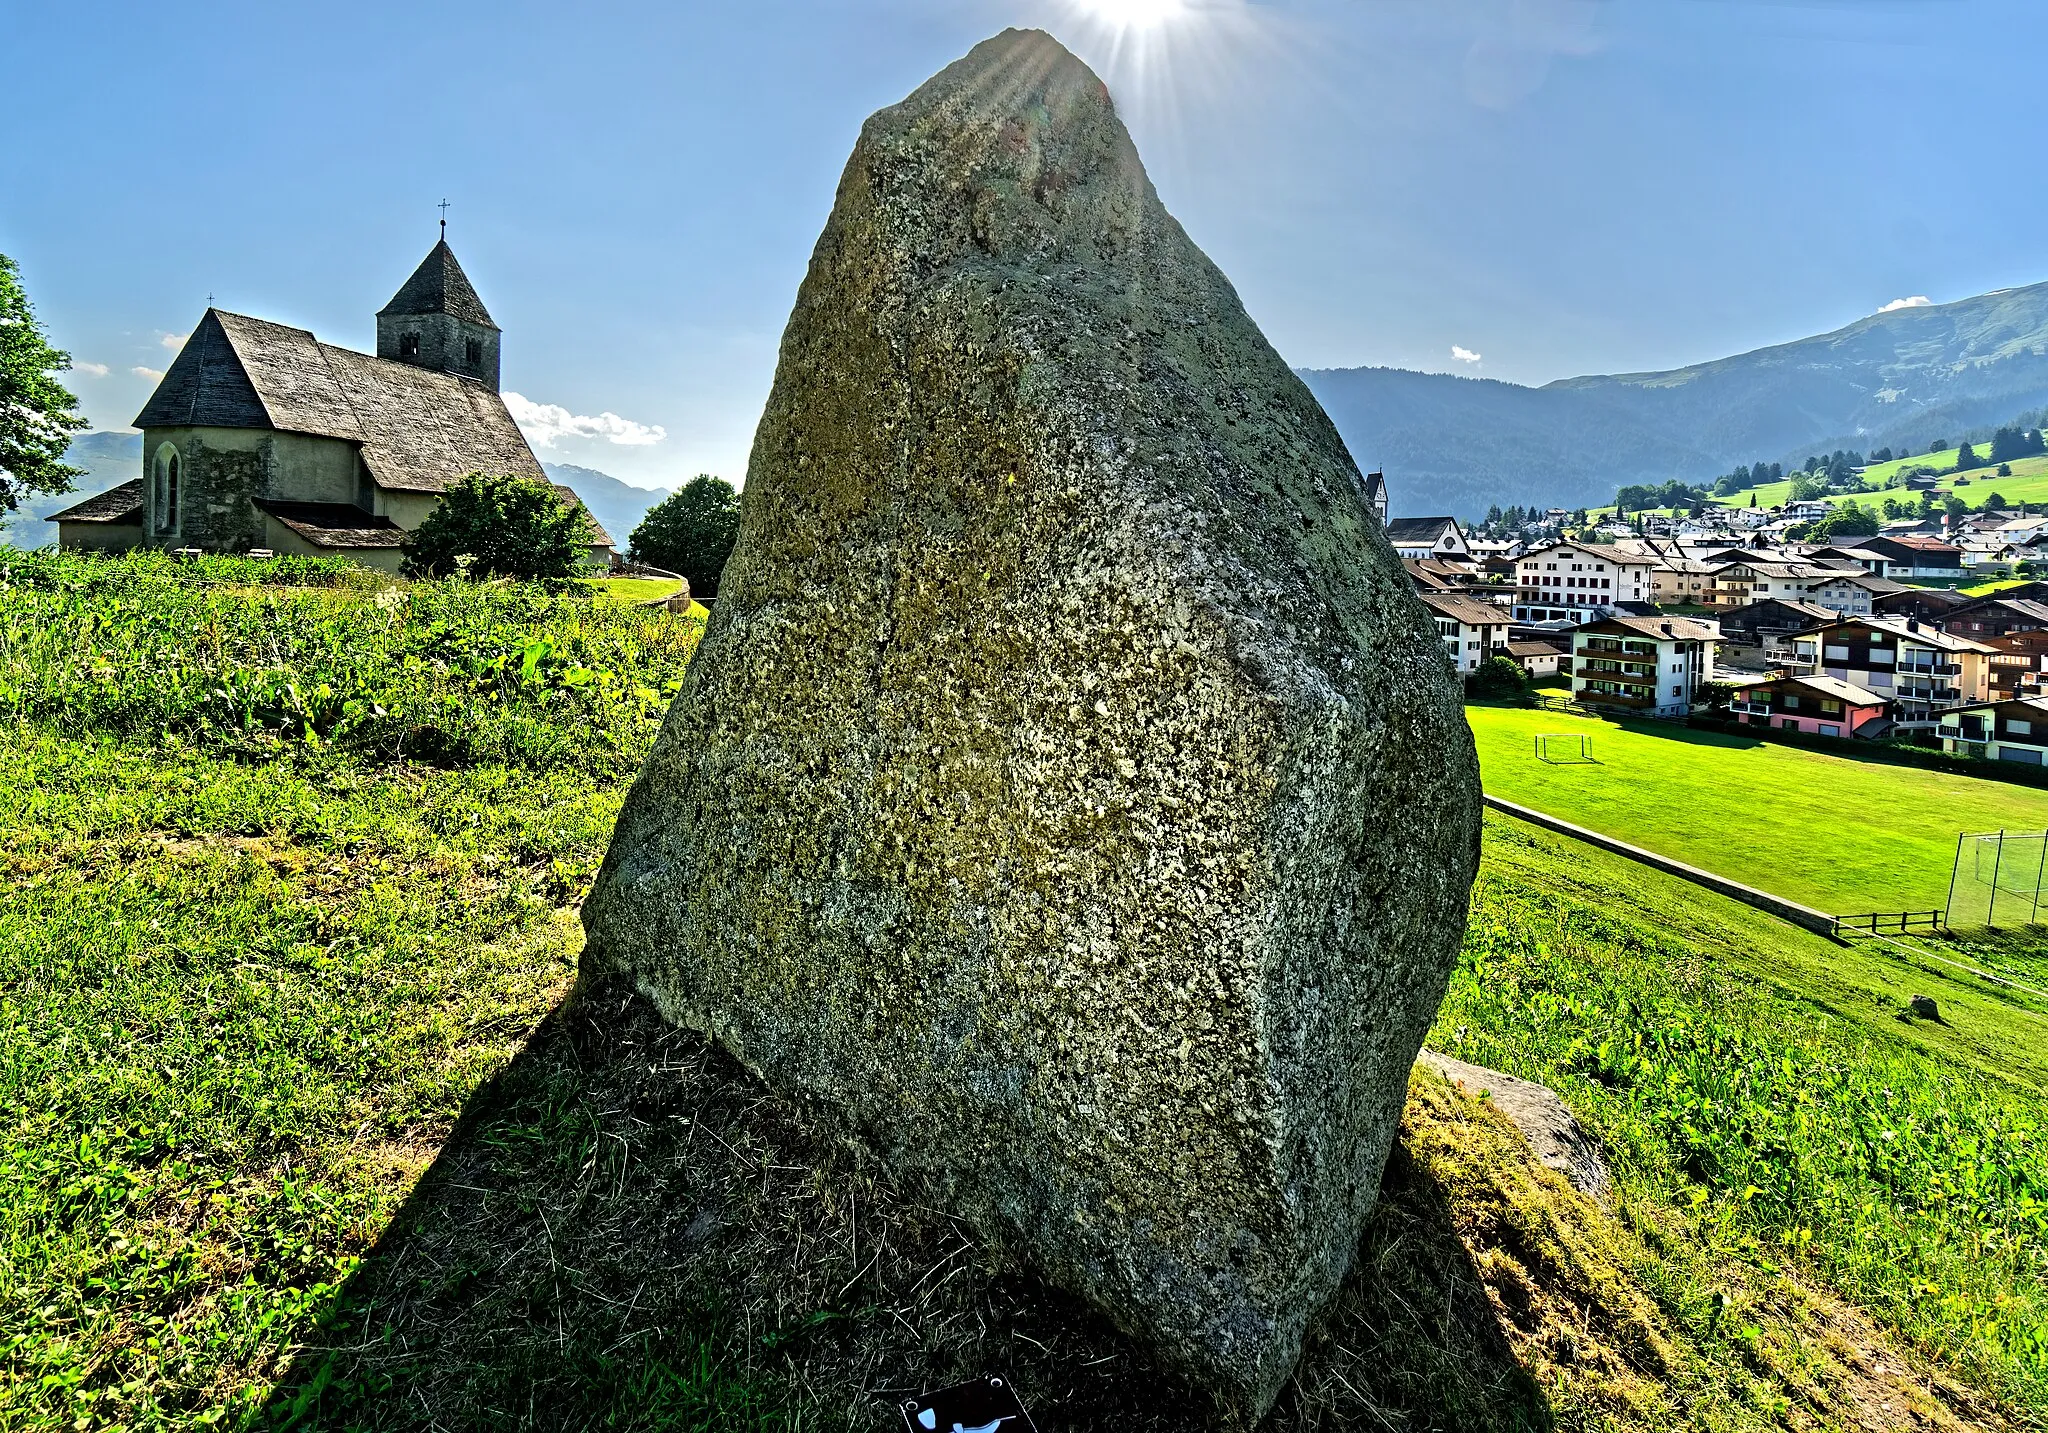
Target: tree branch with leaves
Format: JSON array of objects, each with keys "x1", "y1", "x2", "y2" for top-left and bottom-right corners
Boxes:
[{"x1": 0, "y1": 254, "x2": 87, "y2": 513}]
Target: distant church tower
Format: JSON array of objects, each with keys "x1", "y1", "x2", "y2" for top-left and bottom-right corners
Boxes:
[{"x1": 376, "y1": 235, "x2": 501, "y2": 391}]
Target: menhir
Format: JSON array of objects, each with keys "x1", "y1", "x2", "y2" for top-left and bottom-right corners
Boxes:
[{"x1": 581, "y1": 27, "x2": 1482, "y2": 1417}]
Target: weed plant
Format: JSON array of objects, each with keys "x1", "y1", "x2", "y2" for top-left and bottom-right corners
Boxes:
[
  {"x1": 0, "y1": 550, "x2": 702, "y2": 773},
  {"x1": 1443, "y1": 818, "x2": 2048, "y2": 1419}
]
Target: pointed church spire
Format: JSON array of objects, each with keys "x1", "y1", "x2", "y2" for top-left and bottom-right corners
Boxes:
[
  {"x1": 376, "y1": 236, "x2": 502, "y2": 389},
  {"x1": 378, "y1": 238, "x2": 497, "y2": 329}
]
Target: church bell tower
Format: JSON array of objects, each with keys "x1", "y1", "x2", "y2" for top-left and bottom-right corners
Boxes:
[{"x1": 377, "y1": 234, "x2": 501, "y2": 391}]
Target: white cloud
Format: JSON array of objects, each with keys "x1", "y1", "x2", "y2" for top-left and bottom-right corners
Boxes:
[
  {"x1": 160, "y1": 331, "x2": 187, "y2": 351},
  {"x1": 1451, "y1": 345, "x2": 1483, "y2": 364},
  {"x1": 131, "y1": 366, "x2": 164, "y2": 381},
  {"x1": 503, "y1": 391, "x2": 667, "y2": 448},
  {"x1": 1879, "y1": 295, "x2": 1933, "y2": 313},
  {"x1": 71, "y1": 361, "x2": 109, "y2": 377}
]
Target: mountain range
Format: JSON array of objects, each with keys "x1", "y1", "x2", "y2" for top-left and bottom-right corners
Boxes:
[
  {"x1": 1301, "y1": 279, "x2": 2048, "y2": 518},
  {"x1": 17, "y1": 277, "x2": 2048, "y2": 540},
  {"x1": 1, "y1": 436, "x2": 675, "y2": 553}
]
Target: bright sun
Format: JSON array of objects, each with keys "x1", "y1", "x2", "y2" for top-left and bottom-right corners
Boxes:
[{"x1": 1077, "y1": 0, "x2": 1188, "y2": 30}]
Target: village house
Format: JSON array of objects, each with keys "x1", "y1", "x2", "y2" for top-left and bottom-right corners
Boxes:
[
  {"x1": 1416, "y1": 590, "x2": 1511, "y2": 674},
  {"x1": 1940, "y1": 597, "x2": 2048, "y2": 640},
  {"x1": 1875, "y1": 588, "x2": 1971, "y2": 624},
  {"x1": 1714, "y1": 598, "x2": 1836, "y2": 670},
  {"x1": 1808, "y1": 569, "x2": 1903, "y2": 615},
  {"x1": 1513, "y1": 540, "x2": 1660, "y2": 623},
  {"x1": 1570, "y1": 614, "x2": 1719, "y2": 718},
  {"x1": 1647, "y1": 556, "x2": 1719, "y2": 606},
  {"x1": 1789, "y1": 616, "x2": 1993, "y2": 732},
  {"x1": 1504, "y1": 636, "x2": 1567, "y2": 679},
  {"x1": 1857, "y1": 534, "x2": 1965, "y2": 581},
  {"x1": 1938, "y1": 697, "x2": 2048, "y2": 766},
  {"x1": 1385, "y1": 515, "x2": 1471, "y2": 562},
  {"x1": 51, "y1": 237, "x2": 611, "y2": 571},
  {"x1": 1728, "y1": 674, "x2": 1891, "y2": 739}
]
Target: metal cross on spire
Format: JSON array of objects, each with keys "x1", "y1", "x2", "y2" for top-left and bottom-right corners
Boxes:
[{"x1": 438, "y1": 198, "x2": 450, "y2": 237}]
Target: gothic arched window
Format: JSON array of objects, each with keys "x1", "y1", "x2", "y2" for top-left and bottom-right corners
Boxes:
[{"x1": 153, "y1": 444, "x2": 180, "y2": 534}]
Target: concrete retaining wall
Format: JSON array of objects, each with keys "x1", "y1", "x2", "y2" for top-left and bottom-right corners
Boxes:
[{"x1": 1483, "y1": 795, "x2": 1840, "y2": 937}]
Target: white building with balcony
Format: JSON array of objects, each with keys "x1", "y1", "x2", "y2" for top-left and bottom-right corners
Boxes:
[{"x1": 1570, "y1": 615, "x2": 1720, "y2": 718}]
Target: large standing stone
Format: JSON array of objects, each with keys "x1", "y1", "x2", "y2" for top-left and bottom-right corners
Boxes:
[{"x1": 582, "y1": 29, "x2": 1481, "y2": 1415}]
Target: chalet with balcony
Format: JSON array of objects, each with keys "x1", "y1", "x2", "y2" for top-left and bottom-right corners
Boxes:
[
  {"x1": 1874, "y1": 588, "x2": 1970, "y2": 624},
  {"x1": 1941, "y1": 597, "x2": 2048, "y2": 640},
  {"x1": 1513, "y1": 541, "x2": 1661, "y2": 623},
  {"x1": 1715, "y1": 598, "x2": 1836, "y2": 670},
  {"x1": 1570, "y1": 615, "x2": 1719, "y2": 718},
  {"x1": 1789, "y1": 616, "x2": 1993, "y2": 731},
  {"x1": 1728, "y1": 674, "x2": 1890, "y2": 739},
  {"x1": 1938, "y1": 697, "x2": 2048, "y2": 766}
]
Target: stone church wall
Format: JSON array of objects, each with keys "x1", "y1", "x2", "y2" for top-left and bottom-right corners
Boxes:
[
  {"x1": 145, "y1": 428, "x2": 268, "y2": 552},
  {"x1": 141, "y1": 427, "x2": 362, "y2": 552}
]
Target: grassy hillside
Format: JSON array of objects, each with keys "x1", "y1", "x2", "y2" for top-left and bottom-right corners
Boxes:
[
  {"x1": 1705, "y1": 445, "x2": 2048, "y2": 516},
  {"x1": 3, "y1": 551, "x2": 2043, "y2": 1429}
]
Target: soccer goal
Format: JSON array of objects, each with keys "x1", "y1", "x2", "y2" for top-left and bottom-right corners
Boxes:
[
  {"x1": 1946, "y1": 829, "x2": 2048, "y2": 929},
  {"x1": 1534, "y1": 732, "x2": 1594, "y2": 764}
]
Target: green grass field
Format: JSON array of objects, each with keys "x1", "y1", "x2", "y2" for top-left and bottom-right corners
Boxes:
[
  {"x1": 1468, "y1": 704, "x2": 2048, "y2": 915},
  {"x1": 4, "y1": 551, "x2": 2046, "y2": 1429}
]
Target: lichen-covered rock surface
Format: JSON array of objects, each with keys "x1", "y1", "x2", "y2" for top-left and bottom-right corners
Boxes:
[{"x1": 581, "y1": 28, "x2": 1481, "y2": 1416}]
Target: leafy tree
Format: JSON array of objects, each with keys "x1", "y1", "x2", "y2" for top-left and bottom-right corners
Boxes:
[
  {"x1": 1944, "y1": 495, "x2": 1968, "y2": 519},
  {"x1": 405, "y1": 471, "x2": 587, "y2": 580},
  {"x1": 1985, "y1": 491, "x2": 2010, "y2": 510},
  {"x1": 1931, "y1": 439, "x2": 1948, "y2": 453},
  {"x1": 629, "y1": 474, "x2": 743, "y2": 597},
  {"x1": 1998, "y1": 462, "x2": 2013, "y2": 477},
  {"x1": 1809, "y1": 500, "x2": 1879, "y2": 541},
  {"x1": 1956, "y1": 442, "x2": 1981, "y2": 471},
  {"x1": 1788, "y1": 475, "x2": 1829, "y2": 502},
  {"x1": 0, "y1": 254, "x2": 87, "y2": 513}
]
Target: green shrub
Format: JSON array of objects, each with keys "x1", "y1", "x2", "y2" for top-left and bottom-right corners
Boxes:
[
  {"x1": 405, "y1": 472, "x2": 588, "y2": 580},
  {"x1": 1465, "y1": 654, "x2": 1532, "y2": 702}
]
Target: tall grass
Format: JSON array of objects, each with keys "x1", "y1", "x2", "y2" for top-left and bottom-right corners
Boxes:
[
  {"x1": 1444, "y1": 820, "x2": 2048, "y2": 1417},
  {"x1": 0, "y1": 550, "x2": 702, "y2": 773}
]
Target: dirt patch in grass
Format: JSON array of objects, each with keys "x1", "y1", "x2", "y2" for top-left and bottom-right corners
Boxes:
[{"x1": 267, "y1": 983, "x2": 2005, "y2": 1432}]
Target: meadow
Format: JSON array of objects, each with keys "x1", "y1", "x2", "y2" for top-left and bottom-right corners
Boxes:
[
  {"x1": 3, "y1": 550, "x2": 2045, "y2": 1431},
  {"x1": 1466, "y1": 703, "x2": 2048, "y2": 915},
  {"x1": 1705, "y1": 445, "x2": 2048, "y2": 517}
]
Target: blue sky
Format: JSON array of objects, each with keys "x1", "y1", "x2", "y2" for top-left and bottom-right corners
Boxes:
[{"x1": 5, "y1": 0, "x2": 2036, "y2": 489}]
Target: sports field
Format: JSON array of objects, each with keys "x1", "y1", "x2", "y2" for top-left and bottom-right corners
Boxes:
[{"x1": 1467, "y1": 705, "x2": 2048, "y2": 914}]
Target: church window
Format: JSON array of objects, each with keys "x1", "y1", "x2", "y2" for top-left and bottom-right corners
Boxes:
[
  {"x1": 465, "y1": 337, "x2": 483, "y2": 367},
  {"x1": 153, "y1": 444, "x2": 180, "y2": 534},
  {"x1": 400, "y1": 332, "x2": 421, "y2": 359}
]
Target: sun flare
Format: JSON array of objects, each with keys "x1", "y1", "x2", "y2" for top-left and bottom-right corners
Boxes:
[{"x1": 1075, "y1": 0, "x2": 1188, "y2": 31}]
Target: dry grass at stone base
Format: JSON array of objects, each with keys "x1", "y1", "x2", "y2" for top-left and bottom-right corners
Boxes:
[{"x1": 268, "y1": 982, "x2": 2008, "y2": 1433}]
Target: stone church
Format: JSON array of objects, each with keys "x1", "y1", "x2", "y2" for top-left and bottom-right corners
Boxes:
[{"x1": 54, "y1": 238, "x2": 611, "y2": 571}]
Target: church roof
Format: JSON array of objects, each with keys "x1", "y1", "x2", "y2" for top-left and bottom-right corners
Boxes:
[
  {"x1": 377, "y1": 239, "x2": 497, "y2": 328},
  {"x1": 134, "y1": 310, "x2": 544, "y2": 495},
  {"x1": 253, "y1": 498, "x2": 410, "y2": 549},
  {"x1": 50, "y1": 478, "x2": 145, "y2": 524}
]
